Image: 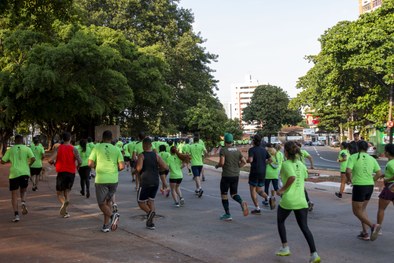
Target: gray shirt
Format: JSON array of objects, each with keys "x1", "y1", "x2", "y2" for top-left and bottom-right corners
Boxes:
[{"x1": 220, "y1": 146, "x2": 243, "y2": 177}]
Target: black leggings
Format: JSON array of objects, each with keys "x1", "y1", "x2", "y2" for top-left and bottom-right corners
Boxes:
[
  {"x1": 78, "y1": 166, "x2": 91, "y2": 193},
  {"x1": 277, "y1": 205, "x2": 317, "y2": 253}
]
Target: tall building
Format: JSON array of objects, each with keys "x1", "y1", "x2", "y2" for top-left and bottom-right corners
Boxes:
[
  {"x1": 358, "y1": 0, "x2": 383, "y2": 14},
  {"x1": 230, "y1": 75, "x2": 260, "y2": 134}
]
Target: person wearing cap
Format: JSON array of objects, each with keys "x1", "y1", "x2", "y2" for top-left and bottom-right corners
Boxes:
[{"x1": 215, "y1": 133, "x2": 248, "y2": 221}]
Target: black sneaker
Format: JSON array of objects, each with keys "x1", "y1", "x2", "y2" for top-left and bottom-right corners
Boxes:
[
  {"x1": 335, "y1": 192, "x2": 342, "y2": 198},
  {"x1": 308, "y1": 201, "x2": 314, "y2": 212},
  {"x1": 198, "y1": 189, "x2": 204, "y2": 198},
  {"x1": 146, "y1": 222, "x2": 155, "y2": 230},
  {"x1": 80, "y1": 190, "x2": 85, "y2": 196},
  {"x1": 112, "y1": 203, "x2": 118, "y2": 213},
  {"x1": 146, "y1": 211, "x2": 156, "y2": 228},
  {"x1": 251, "y1": 209, "x2": 261, "y2": 215}
]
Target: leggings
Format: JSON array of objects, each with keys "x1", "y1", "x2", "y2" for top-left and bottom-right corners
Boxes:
[
  {"x1": 264, "y1": 179, "x2": 279, "y2": 195},
  {"x1": 78, "y1": 166, "x2": 91, "y2": 193},
  {"x1": 277, "y1": 205, "x2": 317, "y2": 253}
]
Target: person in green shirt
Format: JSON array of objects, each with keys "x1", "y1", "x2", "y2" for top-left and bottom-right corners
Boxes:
[
  {"x1": 88, "y1": 130, "x2": 124, "y2": 233},
  {"x1": 30, "y1": 136, "x2": 45, "y2": 192},
  {"x1": 1, "y1": 135, "x2": 36, "y2": 222},
  {"x1": 185, "y1": 133, "x2": 207, "y2": 197},
  {"x1": 158, "y1": 144, "x2": 171, "y2": 197},
  {"x1": 374, "y1": 143, "x2": 394, "y2": 236},
  {"x1": 335, "y1": 142, "x2": 350, "y2": 198},
  {"x1": 123, "y1": 141, "x2": 131, "y2": 172},
  {"x1": 275, "y1": 141, "x2": 320, "y2": 263},
  {"x1": 215, "y1": 133, "x2": 248, "y2": 221},
  {"x1": 264, "y1": 144, "x2": 279, "y2": 210},
  {"x1": 76, "y1": 139, "x2": 92, "y2": 198},
  {"x1": 346, "y1": 140, "x2": 382, "y2": 241},
  {"x1": 296, "y1": 142, "x2": 315, "y2": 212},
  {"x1": 168, "y1": 146, "x2": 190, "y2": 207}
]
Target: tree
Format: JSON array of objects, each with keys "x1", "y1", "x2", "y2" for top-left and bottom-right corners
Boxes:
[
  {"x1": 223, "y1": 118, "x2": 243, "y2": 140},
  {"x1": 243, "y1": 85, "x2": 300, "y2": 141}
]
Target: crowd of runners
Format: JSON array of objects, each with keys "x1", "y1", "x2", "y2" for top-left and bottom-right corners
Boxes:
[{"x1": 1, "y1": 130, "x2": 394, "y2": 263}]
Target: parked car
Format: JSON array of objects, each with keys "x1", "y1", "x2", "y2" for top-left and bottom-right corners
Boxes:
[
  {"x1": 367, "y1": 142, "x2": 378, "y2": 158},
  {"x1": 312, "y1": 141, "x2": 325, "y2": 146},
  {"x1": 330, "y1": 140, "x2": 340, "y2": 147},
  {"x1": 304, "y1": 141, "x2": 312, "y2": 146}
]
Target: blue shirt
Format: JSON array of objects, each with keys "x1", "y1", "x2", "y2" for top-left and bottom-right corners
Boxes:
[{"x1": 248, "y1": 146, "x2": 269, "y2": 177}]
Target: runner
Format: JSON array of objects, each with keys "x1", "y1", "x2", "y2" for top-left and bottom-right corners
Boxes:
[
  {"x1": 135, "y1": 137, "x2": 168, "y2": 230},
  {"x1": 168, "y1": 146, "x2": 190, "y2": 207},
  {"x1": 30, "y1": 136, "x2": 45, "y2": 191},
  {"x1": 123, "y1": 140, "x2": 131, "y2": 172},
  {"x1": 275, "y1": 141, "x2": 321, "y2": 263},
  {"x1": 88, "y1": 130, "x2": 124, "y2": 232},
  {"x1": 374, "y1": 143, "x2": 394, "y2": 236},
  {"x1": 132, "y1": 132, "x2": 146, "y2": 190},
  {"x1": 158, "y1": 145, "x2": 170, "y2": 197},
  {"x1": 87, "y1": 137, "x2": 96, "y2": 179},
  {"x1": 215, "y1": 133, "x2": 248, "y2": 221},
  {"x1": 185, "y1": 133, "x2": 207, "y2": 198},
  {"x1": 296, "y1": 142, "x2": 315, "y2": 211},
  {"x1": 48, "y1": 132, "x2": 82, "y2": 218},
  {"x1": 346, "y1": 140, "x2": 382, "y2": 241},
  {"x1": 76, "y1": 139, "x2": 92, "y2": 198},
  {"x1": 247, "y1": 134, "x2": 270, "y2": 215},
  {"x1": 335, "y1": 142, "x2": 350, "y2": 198},
  {"x1": 264, "y1": 144, "x2": 279, "y2": 210},
  {"x1": 1, "y1": 135, "x2": 35, "y2": 222}
]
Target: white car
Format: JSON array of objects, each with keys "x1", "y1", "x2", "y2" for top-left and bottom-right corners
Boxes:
[
  {"x1": 312, "y1": 141, "x2": 325, "y2": 146},
  {"x1": 367, "y1": 142, "x2": 378, "y2": 158}
]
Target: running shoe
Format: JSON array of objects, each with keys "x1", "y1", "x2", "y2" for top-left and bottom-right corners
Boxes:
[
  {"x1": 198, "y1": 189, "x2": 204, "y2": 198},
  {"x1": 241, "y1": 201, "x2": 249, "y2": 216},
  {"x1": 86, "y1": 192, "x2": 90, "y2": 199},
  {"x1": 220, "y1": 213, "x2": 232, "y2": 221},
  {"x1": 251, "y1": 209, "x2": 261, "y2": 215},
  {"x1": 146, "y1": 211, "x2": 155, "y2": 228},
  {"x1": 13, "y1": 215, "x2": 20, "y2": 222},
  {"x1": 370, "y1": 224, "x2": 381, "y2": 241},
  {"x1": 308, "y1": 201, "x2": 314, "y2": 212},
  {"x1": 269, "y1": 197, "x2": 276, "y2": 210},
  {"x1": 335, "y1": 192, "x2": 342, "y2": 198},
  {"x1": 80, "y1": 190, "x2": 85, "y2": 196},
  {"x1": 132, "y1": 178, "x2": 136, "y2": 182},
  {"x1": 378, "y1": 229, "x2": 383, "y2": 235},
  {"x1": 146, "y1": 222, "x2": 155, "y2": 230},
  {"x1": 174, "y1": 202, "x2": 180, "y2": 207},
  {"x1": 32, "y1": 185, "x2": 37, "y2": 191},
  {"x1": 309, "y1": 252, "x2": 321, "y2": 263},
  {"x1": 262, "y1": 200, "x2": 269, "y2": 206},
  {"x1": 101, "y1": 224, "x2": 110, "y2": 233},
  {"x1": 202, "y1": 176, "x2": 206, "y2": 181},
  {"x1": 276, "y1": 246, "x2": 291, "y2": 256},
  {"x1": 179, "y1": 198, "x2": 185, "y2": 206},
  {"x1": 112, "y1": 203, "x2": 118, "y2": 213},
  {"x1": 195, "y1": 189, "x2": 199, "y2": 195},
  {"x1": 21, "y1": 202, "x2": 28, "y2": 215},
  {"x1": 110, "y1": 213, "x2": 120, "y2": 231},
  {"x1": 357, "y1": 231, "x2": 370, "y2": 241},
  {"x1": 63, "y1": 213, "x2": 70, "y2": 218},
  {"x1": 60, "y1": 201, "x2": 69, "y2": 217}
]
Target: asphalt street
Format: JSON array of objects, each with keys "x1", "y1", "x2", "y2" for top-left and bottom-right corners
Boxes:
[{"x1": 1, "y1": 163, "x2": 390, "y2": 263}]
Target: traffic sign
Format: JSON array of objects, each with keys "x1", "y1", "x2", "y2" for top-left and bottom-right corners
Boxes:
[{"x1": 387, "y1": 121, "x2": 394, "y2": 128}]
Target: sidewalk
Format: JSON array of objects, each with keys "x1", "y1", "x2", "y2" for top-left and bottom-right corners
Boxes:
[{"x1": 0, "y1": 163, "x2": 195, "y2": 262}]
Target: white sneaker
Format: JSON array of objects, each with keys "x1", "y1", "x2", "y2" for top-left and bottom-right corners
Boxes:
[
  {"x1": 13, "y1": 215, "x2": 20, "y2": 222},
  {"x1": 309, "y1": 252, "x2": 321, "y2": 263},
  {"x1": 276, "y1": 246, "x2": 291, "y2": 256}
]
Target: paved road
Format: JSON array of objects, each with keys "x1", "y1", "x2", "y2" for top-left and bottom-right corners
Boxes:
[
  {"x1": 1, "y1": 163, "x2": 392, "y2": 263},
  {"x1": 303, "y1": 146, "x2": 387, "y2": 171}
]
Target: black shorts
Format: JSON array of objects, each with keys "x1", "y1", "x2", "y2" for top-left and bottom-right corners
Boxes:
[
  {"x1": 56, "y1": 172, "x2": 75, "y2": 192},
  {"x1": 352, "y1": 185, "x2": 374, "y2": 202},
  {"x1": 9, "y1": 176, "x2": 29, "y2": 191},
  {"x1": 137, "y1": 185, "x2": 159, "y2": 202},
  {"x1": 169, "y1": 178, "x2": 183, "y2": 184},
  {"x1": 124, "y1": 156, "x2": 131, "y2": 162},
  {"x1": 30, "y1": 168, "x2": 42, "y2": 176},
  {"x1": 220, "y1": 176, "x2": 239, "y2": 196}
]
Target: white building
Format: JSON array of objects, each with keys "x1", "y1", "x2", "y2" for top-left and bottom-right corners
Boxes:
[{"x1": 230, "y1": 75, "x2": 261, "y2": 134}]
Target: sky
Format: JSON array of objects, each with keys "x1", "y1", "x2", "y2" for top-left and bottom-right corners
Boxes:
[{"x1": 178, "y1": 0, "x2": 360, "y2": 103}]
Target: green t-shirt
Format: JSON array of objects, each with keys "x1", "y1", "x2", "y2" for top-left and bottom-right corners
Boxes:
[
  {"x1": 276, "y1": 151, "x2": 284, "y2": 171},
  {"x1": 115, "y1": 141, "x2": 123, "y2": 150},
  {"x1": 123, "y1": 143, "x2": 131, "y2": 157},
  {"x1": 219, "y1": 146, "x2": 243, "y2": 177},
  {"x1": 266, "y1": 153, "x2": 279, "y2": 179},
  {"x1": 159, "y1": 151, "x2": 171, "y2": 165},
  {"x1": 187, "y1": 143, "x2": 206, "y2": 166},
  {"x1": 133, "y1": 141, "x2": 144, "y2": 155},
  {"x1": 127, "y1": 142, "x2": 136, "y2": 158},
  {"x1": 384, "y1": 159, "x2": 394, "y2": 183},
  {"x1": 347, "y1": 152, "x2": 380, "y2": 186},
  {"x1": 30, "y1": 144, "x2": 45, "y2": 168},
  {"x1": 89, "y1": 143, "x2": 124, "y2": 184},
  {"x1": 168, "y1": 154, "x2": 183, "y2": 179},
  {"x1": 2, "y1": 145, "x2": 35, "y2": 179},
  {"x1": 279, "y1": 160, "x2": 308, "y2": 210},
  {"x1": 338, "y1": 149, "x2": 349, "y2": 173},
  {"x1": 88, "y1": 142, "x2": 95, "y2": 150},
  {"x1": 76, "y1": 145, "x2": 92, "y2": 167}
]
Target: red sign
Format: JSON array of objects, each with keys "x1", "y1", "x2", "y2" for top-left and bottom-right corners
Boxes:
[{"x1": 387, "y1": 121, "x2": 394, "y2": 128}]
